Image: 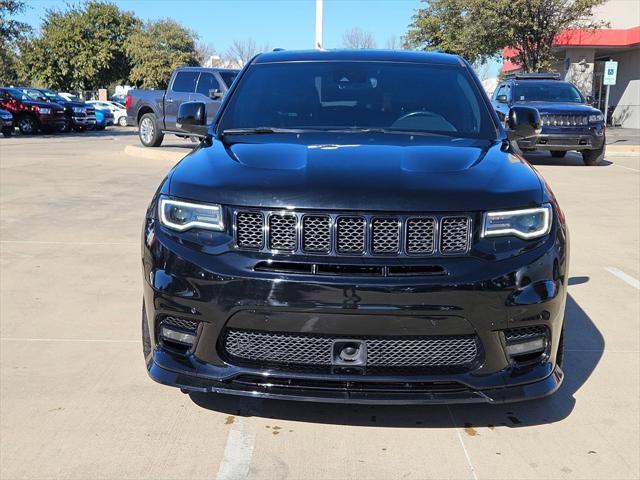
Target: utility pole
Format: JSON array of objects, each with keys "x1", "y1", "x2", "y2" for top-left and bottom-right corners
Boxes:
[{"x1": 315, "y1": 0, "x2": 323, "y2": 49}]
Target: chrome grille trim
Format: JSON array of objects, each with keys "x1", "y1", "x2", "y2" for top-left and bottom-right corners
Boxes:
[
  {"x1": 336, "y1": 216, "x2": 366, "y2": 253},
  {"x1": 302, "y1": 215, "x2": 331, "y2": 253},
  {"x1": 234, "y1": 209, "x2": 472, "y2": 257},
  {"x1": 405, "y1": 217, "x2": 436, "y2": 254},
  {"x1": 223, "y1": 329, "x2": 480, "y2": 372},
  {"x1": 440, "y1": 216, "x2": 471, "y2": 255},
  {"x1": 371, "y1": 217, "x2": 401, "y2": 254},
  {"x1": 541, "y1": 113, "x2": 588, "y2": 127},
  {"x1": 235, "y1": 211, "x2": 264, "y2": 249},
  {"x1": 268, "y1": 214, "x2": 297, "y2": 251}
]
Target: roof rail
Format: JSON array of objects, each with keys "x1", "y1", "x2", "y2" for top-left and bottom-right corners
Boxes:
[
  {"x1": 272, "y1": 48, "x2": 285, "y2": 52},
  {"x1": 506, "y1": 72, "x2": 561, "y2": 80}
]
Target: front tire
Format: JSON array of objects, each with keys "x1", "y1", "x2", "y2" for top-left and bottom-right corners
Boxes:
[
  {"x1": 550, "y1": 151, "x2": 566, "y2": 158},
  {"x1": 138, "y1": 113, "x2": 164, "y2": 147},
  {"x1": 2, "y1": 126, "x2": 12, "y2": 137},
  {"x1": 59, "y1": 116, "x2": 72, "y2": 133},
  {"x1": 18, "y1": 115, "x2": 37, "y2": 135},
  {"x1": 582, "y1": 143, "x2": 605, "y2": 166}
]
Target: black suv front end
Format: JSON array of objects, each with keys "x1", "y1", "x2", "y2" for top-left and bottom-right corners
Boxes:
[
  {"x1": 492, "y1": 74, "x2": 606, "y2": 165},
  {"x1": 141, "y1": 50, "x2": 569, "y2": 404}
]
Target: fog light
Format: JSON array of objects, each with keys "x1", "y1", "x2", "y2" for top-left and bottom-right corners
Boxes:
[
  {"x1": 506, "y1": 338, "x2": 545, "y2": 356},
  {"x1": 161, "y1": 326, "x2": 195, "y2": 345}
]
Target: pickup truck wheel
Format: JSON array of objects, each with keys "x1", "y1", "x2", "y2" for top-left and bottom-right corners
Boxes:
[
  {"x1": 118, "y1": 116, "x2": 128, "y2": 127},
  {"x1": 550, "y1": 151, "x2": 566, "y2": 158},
  {"x1": 59, "y1": 116, "x2": 71, "y2": 133},
  {"x1": 18, "y1": 115, "x2": 37, "y2": 135},
  {"x1": 582, "y1": 144, "x2": 605, "y2": 166},
  {"x1": 139, "y1": 113, "x2": 164, "y2": 147}
]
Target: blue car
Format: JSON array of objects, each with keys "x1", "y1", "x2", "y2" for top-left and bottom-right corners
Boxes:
[
  {"x1": 492, "y1": 73, "x2": 606, "y2": 166},
  {"x1": 93, "y1": 106, "x2": 114, "y2": 130}
]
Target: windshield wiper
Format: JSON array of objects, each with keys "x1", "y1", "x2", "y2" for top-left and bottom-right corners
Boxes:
[
  {"x1": 220, "y1": 127, "x2": 311, "y2": 135},
  {"x1": 327, "y1": 127, "x2": 455, "y2": 138}
]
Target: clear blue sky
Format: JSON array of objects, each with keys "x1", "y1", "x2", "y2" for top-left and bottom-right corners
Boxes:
[
  {"x1": 17, "y1": 0, "x2": 501, "y2": 77},
  {"x1": 18, "y1": 0, "x2": 419, "y2": 50}
]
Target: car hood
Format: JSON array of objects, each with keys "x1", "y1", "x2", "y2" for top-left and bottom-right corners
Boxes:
[
  {"x1": 168, "y1": 133, "x2": 543, "y2": 212},
  {"x1": 21, "y1": 99, "x2": 63, "y2": 110},
  {"x1": 515, "y1": 101, "x2": 599, "y2": 115}
]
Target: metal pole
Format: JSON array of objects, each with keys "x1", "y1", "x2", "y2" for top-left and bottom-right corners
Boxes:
[
  {"x1": 315, "y1": 0, "x2": 323, "y2": 49},
  {"x1": 604, "y1": 84, "x2": 610, "y2": 126}
]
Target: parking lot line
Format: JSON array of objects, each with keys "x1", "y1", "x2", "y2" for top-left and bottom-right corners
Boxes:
[
  {"x1": 611, "y1": 163, "x2": 640, "y2": 173},
  {"x1": 605, "y1": 267, "x2": 640, "y2": 290},
  {"x1": 446, "y1": 405, "x2": 479, "y2": 480},
  {"x1": 0, "y1": 337, "x2": 138, "y2": 343},
  {"x1": 216, "y1": 399, "x2": 257, "y2": 480},
  {"x1": 0, "y1": 240, "x2": 137, "y2": 246}
]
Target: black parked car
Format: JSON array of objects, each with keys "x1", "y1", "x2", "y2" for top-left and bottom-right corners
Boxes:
[
  {"x1": 142, "y1": 50, "x2": 568, "y2": 404},
  {"x1": 16, "y1": 87, "x2": 96, "y2": 132},
  {"x1": 0, "y1": 108, "x2": 13, "y2": 137},
  {"x1": 492, "y1": 73, "x2": 606, "y2": 165}
]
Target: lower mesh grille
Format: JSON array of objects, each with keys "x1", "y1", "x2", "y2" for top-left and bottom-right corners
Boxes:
[
  {"x1": 222, "y1": 329, "x2": 479, "y2": 373},
  {"x1": 504, "y1": 325, "x2": 548, "y2": 342},
  {"x1": 161, "y1": 316, "x2": 198, "y2": 332}
]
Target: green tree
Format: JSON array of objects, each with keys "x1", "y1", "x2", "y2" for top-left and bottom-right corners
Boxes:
[
  {"x1": 127, "y1": 19, "x2": 199, "y2": 88},
  {"x1": 0, "y1": 0, "x2": 32, "y2": 84},
  {"x1": 405, "y1": 0, "x2": 606, "y2": 72},
  {"x1": 20, "y1": 1, "x2": 139, "y2": 91}
]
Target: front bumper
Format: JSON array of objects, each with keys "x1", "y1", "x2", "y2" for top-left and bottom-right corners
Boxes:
[
  {"x1": 71, "y1": 115, "x2": 96, "y2": 127},
  {"x1": 518, "y1": 125, "x2": 605, "y2": 151},
  {"x1": 142, "y1": 212, "x2": 569, "y2": 404}
]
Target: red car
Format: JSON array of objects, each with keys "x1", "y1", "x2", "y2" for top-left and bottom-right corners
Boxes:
[{"x1": 0, "y1": 87, "x2": 66, "y2": 134}]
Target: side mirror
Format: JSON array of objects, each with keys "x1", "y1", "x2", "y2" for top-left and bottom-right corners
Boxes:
[
  {"x1": 176, "y1": 101, "x2": 208, "y2": 136},
  {"x1": 506, "y1": 106, "x2": 541, "y2": 141},
  {"x1": 209, "y1": 89, "x2": 224, "y2": 100},
  {"x1": 496, "y1": 94, "x2": 508, "y2": 104},
  {"x1": 586, "y1": 94, "x2": 593, "y2": 104}
]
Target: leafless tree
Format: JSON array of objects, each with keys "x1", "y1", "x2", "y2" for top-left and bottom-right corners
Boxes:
[
  {"x1": 195, "y1": 41, "x2": 220, "y2": 66},
  {"x1": 385, "y1": 35, "x2": 404, "y2": 50},
  {"x1": 342, "y1": 27, "x2": 376, "y2": 49},
  {"x1": 223, "y1": 38, "x2": 270, "y2": 67}
]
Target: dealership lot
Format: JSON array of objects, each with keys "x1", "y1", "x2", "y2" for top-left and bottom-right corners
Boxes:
[{"x1": 1, "y1": 131, "x2": 638, "y2": 479}]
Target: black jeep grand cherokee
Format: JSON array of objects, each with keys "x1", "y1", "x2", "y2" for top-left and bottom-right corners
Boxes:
[{"x1": 142, "y1": 50, "x2": 568, "y2": 404}]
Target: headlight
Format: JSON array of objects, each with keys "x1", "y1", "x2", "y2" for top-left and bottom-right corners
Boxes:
[
  {"x1": 72, "y1": 106, "x2": 86, "y2": 114},
  {"x1": 38, "y1": 107, "x2": 51, "y2": 114},
  {"x1": 0, "y1": 113, "x2": 11, "y2": 120},
  {"x1": 159, "y1": 197, "x2": 224, "y2": 232},
  {"x1": 588, "y1": 113, "x2": 604, "y2": 123},
  {"x1": 482, "y1": 205, "x2": 552, "y2": 240}
]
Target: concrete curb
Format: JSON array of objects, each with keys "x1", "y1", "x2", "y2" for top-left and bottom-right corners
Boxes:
[
  {"x1": 606, "y1": 144, "x2": 640, "y2": 154},
  {"x1": 124, "y1": 145, "x2": 186, "y2": 162}
]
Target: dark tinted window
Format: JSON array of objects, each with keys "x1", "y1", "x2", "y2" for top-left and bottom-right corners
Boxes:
[
  {"x1": 219, "y1": 71, "x2": 238, "y2": 88},
  {"x1": 172, "y1": 71, "x2": 199, "y2": 93},
  {"x1": 514, "y1": 81, "x2": 584, "y2": 103},
  {"x1": 219, "y1": 62, "x2": 495, "y2": 138},
  {"x1": 196, "y1": 73, "x2": 220, "y2": 96}
]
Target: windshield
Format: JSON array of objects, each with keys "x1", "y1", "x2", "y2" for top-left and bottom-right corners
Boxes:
[
  {"x1": 218, "y1": 62, "x2": 495, "y2": 138},
  {"x1": 219, "y1": 71, "x2": 238, "y2": 88},
  {"x1": 21, "y1": 89, "x2": 50, "y2": 102},
  {"x1": 514, "y1": 82, "x2": 584, "y2": 103},
  {"x1": 40, "y1": 90, "x2": 67, "y2": 103}
]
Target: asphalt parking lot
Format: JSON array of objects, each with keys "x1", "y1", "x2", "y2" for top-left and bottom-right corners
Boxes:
[{"x1": 1, "y1": 129, "x2": 638, "y2": 480}]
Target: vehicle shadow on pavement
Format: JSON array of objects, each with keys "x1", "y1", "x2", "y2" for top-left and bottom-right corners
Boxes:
[
  {"x1": 189, "y1": 292, "x2": 603, "y2": 429},
  {"x1": 524, "y1": 151, "x2": 612, "y2": 167}
]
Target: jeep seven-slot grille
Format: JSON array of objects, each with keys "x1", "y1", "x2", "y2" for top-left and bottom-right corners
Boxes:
[
  {"x1": 235, "y1": 210, "x2": 471, "y2": 256},
  {"x1": 223, "y1": 329, "x2": 480, "y2": 373},
  {"x1": 541, "y1": 114, "x2": 588, "y2": 127}
]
